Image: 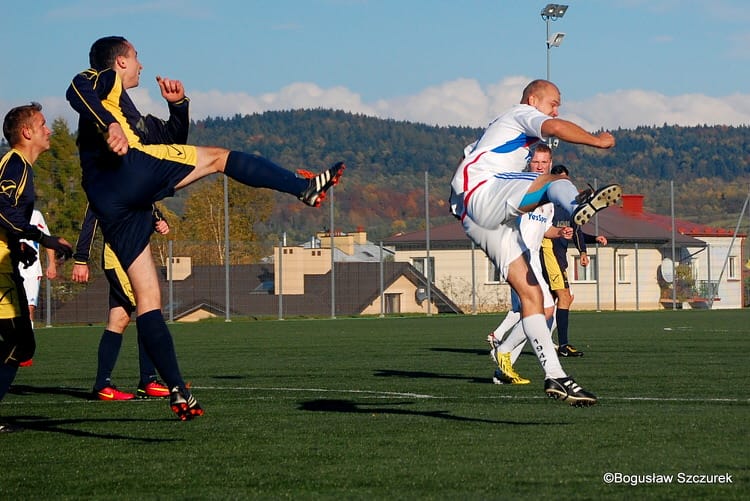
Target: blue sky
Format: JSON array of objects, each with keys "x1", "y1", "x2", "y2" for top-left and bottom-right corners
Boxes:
[{"x1": 2, "y1": 0, "x2": 750, "y2": 131}]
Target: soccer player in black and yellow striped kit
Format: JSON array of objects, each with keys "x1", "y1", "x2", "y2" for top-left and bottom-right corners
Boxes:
[
  {"x1": 0, "y1": 103, "x2": 73, "y2": 433},
  {"x1": 66, "y1": 36, "x2": 344, "y2": 420},
  {"x1": 73, "y1": 205, "x2": 171, "y2": 401}
]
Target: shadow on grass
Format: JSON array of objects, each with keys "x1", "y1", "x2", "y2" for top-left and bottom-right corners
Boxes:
[
  {"x1": 430, "y1": 347, "x2": 488, "y2": 356},
  {"x1": 430, "y1": 347, "x2": 536, "y2": 358},
  {"x1": 374, "y1": 369, "x2": 488, "y2": 384},
  {"x1": 3, "y1": 415, "x2": 181, "y2": 442},
  {"x1": 299, "y1": 399, "x2": 550, "y2": 425},
  {"x1": 9, "y1": 385, "x2": 93, "y2": 400}
]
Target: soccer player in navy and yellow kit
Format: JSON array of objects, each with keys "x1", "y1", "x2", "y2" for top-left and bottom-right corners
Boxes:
[
  {"x1": 66, "y1": 36, "x2": 344, "y2": 420},
  {"x1": 0, "y1": 103, "x2": 73, "y2": 432},
  {"x1": 72, "y1": 205, "x2": 171, "y2": 401}
]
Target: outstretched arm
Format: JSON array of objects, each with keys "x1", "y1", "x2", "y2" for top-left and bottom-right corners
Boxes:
[{"x1": 541, "y1": 118, "x2": 615, "y2": 149}]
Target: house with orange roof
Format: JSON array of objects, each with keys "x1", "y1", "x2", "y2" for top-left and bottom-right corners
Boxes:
[{"x1": 384, "y1": 195, "x2": 746, "y2": 311}]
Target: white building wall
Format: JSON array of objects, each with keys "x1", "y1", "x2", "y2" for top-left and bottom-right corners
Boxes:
[
  {"x1": 391, "y1": 234, "x2": 744, "y2": 312},
  {"x1": 393, "y1": 248, "x2": 511, "y2": 313}
]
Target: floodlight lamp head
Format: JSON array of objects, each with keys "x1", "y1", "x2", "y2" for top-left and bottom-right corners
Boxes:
[
  {"x1": 548, "y1": 32, "x2": 566, "y2": 47},
  {"x1": 541, "y1": 3, "x2": 569, "y2": 21}
]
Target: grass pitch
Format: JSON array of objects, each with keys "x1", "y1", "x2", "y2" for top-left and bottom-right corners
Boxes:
[{"x1": 1, "y1": 310, "x2": 748, "y2": 500}]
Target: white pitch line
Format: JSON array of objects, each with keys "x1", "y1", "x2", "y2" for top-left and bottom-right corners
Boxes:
[
  {"x1": 191, "y1": 386, "x2": 749, "y2": 404},
  {"x1": 5, "y1": 386, "x2": 748, "y2": 405},
  {"x1": 193, "y1": 386, "x2": 438, "y2": 399}
]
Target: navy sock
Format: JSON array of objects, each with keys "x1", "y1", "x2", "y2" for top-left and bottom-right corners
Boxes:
[
  {"x1": 0, "y1": 363, "x2": 18, "y2": 401},
  {"x1": 225, "y1": 151, "x2": 307, "y2": 196},
  {"x1": 136, "y1": 310, "x2": 184, "y2": 389},
  {"x1": 137, "y1": 334, "x2": 158, "y2": 385},
  {"x1": 556, "y1": 308, "x2": 570, "y2": 346},
  {"x1": 95, "y1": 330, "x2": 122, "y2": 390}
]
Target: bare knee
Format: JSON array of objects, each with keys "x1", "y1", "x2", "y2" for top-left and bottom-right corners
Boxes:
[
  {"x1": 106, "y1": 307, "x2": 131, "y2": 333},
  {"x1": 556, "y1": 288, "x2": 574, "y2": 308},
  {"x1": 197, "y1": 146, "x2": 230, "y2": 173}
]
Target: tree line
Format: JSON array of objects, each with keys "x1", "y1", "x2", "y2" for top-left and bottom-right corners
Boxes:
[{"x1": 2, "y1": 109, "x2": 748, "y2": 266}]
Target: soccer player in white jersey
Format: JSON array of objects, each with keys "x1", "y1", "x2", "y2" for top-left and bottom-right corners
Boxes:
[
  {"x1": 486, "y1": 145, "x2": 572, "y2": 384},
  {"x1": 449, "y1": 80, "x2": 621, "y2": 406},
  {"x1": 16, "y1": 210, "x2": 57, "y2": 367},
  {"x1": 19, "y1": 210, "x2": 57, "y2": 324}
]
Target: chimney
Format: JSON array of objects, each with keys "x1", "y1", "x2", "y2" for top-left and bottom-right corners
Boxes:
[{"x1": 621, "y1": 194, "x2": 644, "y2": 215}]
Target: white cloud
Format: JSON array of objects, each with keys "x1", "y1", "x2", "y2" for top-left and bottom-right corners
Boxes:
[
  {"x1": 23, "y1": 77, "x2": 750, "y2": 135},
  {"x1": 566, "y1": 89, "x2": 750, "y2": 130}
]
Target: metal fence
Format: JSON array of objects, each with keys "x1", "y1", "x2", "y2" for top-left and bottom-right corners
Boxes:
[{"x1": 36, "y1": 236, "x2": 450, "y2": 326}]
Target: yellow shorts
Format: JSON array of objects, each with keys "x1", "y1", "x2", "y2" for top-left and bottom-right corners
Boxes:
[{"x1": 540, "y1": 245, "x2": 569, "y2": 291}]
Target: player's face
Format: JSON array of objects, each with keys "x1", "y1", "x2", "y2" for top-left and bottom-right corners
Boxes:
[
  {"x1": 529, "y1": 152, "x2": 551, "y2": 174},
  {"x1": 119, "y1": 42, "x2": 143, "y2": 89},
  {"x1": 25, "y1": 112, "x2": 51, "y2": 152},
  {"x1": 529, "y1": 85, "x2": 561, "y2": 117}
]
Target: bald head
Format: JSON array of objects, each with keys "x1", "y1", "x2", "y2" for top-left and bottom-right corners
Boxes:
[
  {"x1": 521, "y1": 80, "x2": 558, "y2": 103},
  {"x1": 520, "y1": 79, "x2": 561, "y2": 117}
]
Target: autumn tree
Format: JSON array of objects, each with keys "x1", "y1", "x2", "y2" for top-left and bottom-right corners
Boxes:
[
  {"x1": 33, "y1": 118, "x2": 87, "y2": 236},
  {"x1": 176, "y1": 177, "x2": 274, "y2": 264}
]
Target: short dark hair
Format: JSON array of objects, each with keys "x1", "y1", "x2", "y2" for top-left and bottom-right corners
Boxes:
[
  {"x1": 533, "y1": 143, "x2": 552, "y2": 155},
  {"x1": 551, "y1": 164, "x2": 569, "y2": 176},
  {"x1": 89, "y1": 36, "x2": 129, "y2": 70},
  {"x1": 3, "y1": 102, "x2": 42, "y2": 146}
]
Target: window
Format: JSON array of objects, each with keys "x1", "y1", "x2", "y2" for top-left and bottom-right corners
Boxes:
[
  {"x1": 728, "y1": 256, "x2": 738, "y2": 279},
  {"x1": 617, "y1": 254, "x2": 629, "y2": 283},
  {"x1": 385, "y1": 293, "x2": 401, "y2": 314},
  {"x1": 412, "y1": 257, "x2": 435, "y2": 282},
  {"x1": 572, "y1": 255, "x2": 597, "y2": 282}
]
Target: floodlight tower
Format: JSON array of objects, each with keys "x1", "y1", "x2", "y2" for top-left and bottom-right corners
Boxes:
[{"x1": 541, "y1": 3, "x2": 568, "y2": 81}]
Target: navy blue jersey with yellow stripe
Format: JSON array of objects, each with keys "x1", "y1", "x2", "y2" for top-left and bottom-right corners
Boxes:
[
  {"x1": 66, "y1": 68, "x2": 190, "y2": 188},
  {"x1": 0, "y1": 149, "x2": 37, "y2": 320},
  {"x1": 66, "y1": 68, "x2": 189, "y2": 145},
  {"x1": 66, "y1": 67, "x2": 192, "y2": 269},
  {"x1": 0, "y1": 149, "x2": 38, "y2": 272}
]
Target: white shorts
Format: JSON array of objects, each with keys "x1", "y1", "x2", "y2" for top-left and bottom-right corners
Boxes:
[
  {"x1": 462, "y1": 215, "x2": 526, "y2": 282},
  {"x1": 22, "y1": 275, "x2": 41, "y2": 307},
  {"x1": 464, "y1": 174, "x2": 535, "y2": 229}
]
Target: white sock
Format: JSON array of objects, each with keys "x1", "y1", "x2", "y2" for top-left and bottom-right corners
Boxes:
[
  {"x1": 498, "y1": 322, "x2": 527, "y2": 364},
  {"x1": 493, "y1": 310, "x2": 521, "y2": 339},
  {"x1": 521, "y1": 313, "x2": 566, "y2": 379}
]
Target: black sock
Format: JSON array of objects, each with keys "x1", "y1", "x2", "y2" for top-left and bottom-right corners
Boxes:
[
  {"x1": 225, "y1": 151, "x2": 307, "y2": 195},
  {"x1": 556, "y1": 308, "x2": 570, "y2": 346},
  {"x1": 137, "y1": 333, "x2": 158, "y2": 385},
  {"x1": 94, "y1": 330, "x2": 122, "y2": 390},
  {"x1": 0, "y1": 363, "x2": 18, "y2": 400},
  {"x1": 136, "y1": 310, "x2": 184, "y2": 390}
]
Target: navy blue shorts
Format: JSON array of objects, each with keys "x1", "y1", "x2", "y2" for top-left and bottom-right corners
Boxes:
[{"x1": 85, "y1": 146, "x2": 194, "y2": 269}]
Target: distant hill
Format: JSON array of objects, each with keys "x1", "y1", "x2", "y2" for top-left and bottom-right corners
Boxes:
[{"x1": 187, "y1": 109, "x2": 749, "y2": 242}]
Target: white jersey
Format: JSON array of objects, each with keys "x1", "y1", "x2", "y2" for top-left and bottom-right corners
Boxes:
[
  {"x1": 521, "y1": 204, "x2": 555, "y2": 309},
  {"x1": 519, "y1": 203, "x2": 554, "y2": 252},
  {"x1": 19, "y1": 210, "x2": 50, "y2": 305},
  {"x1": 451, "y1": 104, "x2": 549, "y2": 201}
]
